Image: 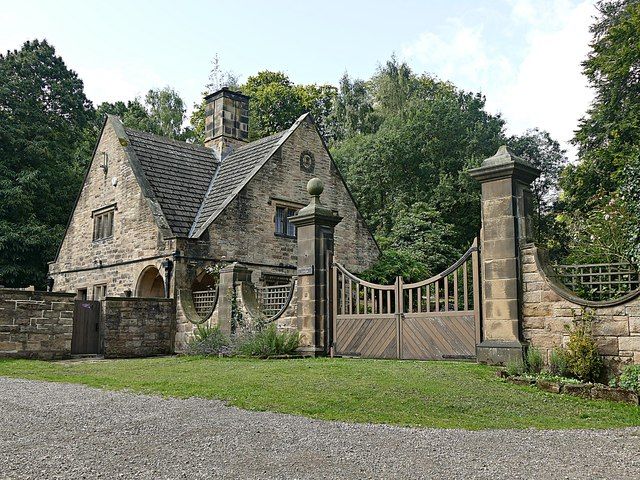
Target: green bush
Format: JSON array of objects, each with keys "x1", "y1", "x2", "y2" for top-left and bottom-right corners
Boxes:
[
  {"x1": 187, "y1": 325, "x2": 232, "y2": 356},
  {"x1": 505, "y1": 359, "x2": 525, "y2": 377},
  {"x1": 525, "y1": 346, "x2": 544, "y2": 374},
  {"x1": 548, "y1": 348, "x2": 571, "y2": 377},
  {"x1": 236, "y1": 323, "x2": 300, "y2": 358},
  {"x1": 564, "y1": 311, "x2": 604, "y2": 383},
  {"x1": 618, "y1": 365, "x2": 640, "y2": 393}
]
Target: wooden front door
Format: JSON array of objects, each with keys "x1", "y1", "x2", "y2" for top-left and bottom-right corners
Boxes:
[{"x1": 72, "y1": 300, "x2": 101, "y2": 354}]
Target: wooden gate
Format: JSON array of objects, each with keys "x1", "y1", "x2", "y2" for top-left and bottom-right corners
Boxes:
[
  {"x1": 71, "y1": 300, "x2": 101, "y2": 355},
  {"x1": 331, "y1": 239, "x2": 481, "y2": 360}
]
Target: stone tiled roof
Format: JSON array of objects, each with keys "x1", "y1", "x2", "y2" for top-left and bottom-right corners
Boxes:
[
  {"x1": 125, "y1": 128, "x2": 218, "y2": 237},
  {"x1": 190, "y1": 132, "x2": 286, "y2": 237}
]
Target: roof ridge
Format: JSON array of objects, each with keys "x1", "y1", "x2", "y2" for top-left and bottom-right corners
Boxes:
[{"x1": 124, "y1": 127, "x2": 217, "y2": 156}]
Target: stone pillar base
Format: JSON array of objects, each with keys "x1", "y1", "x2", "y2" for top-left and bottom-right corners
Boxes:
[{"x1": 476, "y1": 340, "x2": 524, "y2": 365}]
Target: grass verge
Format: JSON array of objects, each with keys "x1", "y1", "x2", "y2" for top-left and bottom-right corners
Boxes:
[{"x1": 1, "y1": 356, "x2": 639, "y2": 430}]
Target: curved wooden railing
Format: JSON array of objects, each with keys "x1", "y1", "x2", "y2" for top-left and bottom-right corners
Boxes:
[
  {"x1": 332, "y1": 263, "x2": 397, "y2": 316},
  {"x1": 402, "y1": 238, "x2": 479, "y2": 315},
  {"x1": 332, "y1": 238, "x2": 479, "y2": 317}
]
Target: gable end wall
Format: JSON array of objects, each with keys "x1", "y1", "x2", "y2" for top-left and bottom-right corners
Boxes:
[
  {"x1": 202, "y1": 118, "x2": 379, "y2": 276},
  {"x1": 49, "y1": 120, "x2": 175, "y2": 298}
]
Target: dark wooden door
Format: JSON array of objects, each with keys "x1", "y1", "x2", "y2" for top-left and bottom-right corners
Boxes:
[{"x1": 72, "y1": 300, "x2": 100, "y2": 354}]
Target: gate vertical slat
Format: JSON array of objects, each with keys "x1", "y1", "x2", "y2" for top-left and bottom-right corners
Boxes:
[
  {"x1": 472, "y1": 238, "x2": 482, "y2": 345},
  {"x1": 453, "y1": 270, "x2": 459, "y2": 311},
  {"x1": 408, "y1": 288, "x2": 413, "y2": 313},
  {"x1": 426, "y1": 284, "x2": 430, "y2": 312},
  {"x1": 463, "y1": 261, "x2": 469, "y2": 311},
  {"x1": 331, "y1": 259, "x2": 338, "y2": 355},
  {"x1": 444, "y1": 276, "x2": 449, "y2": 311},
  {"x1": 396, "y1": 276, "x2": 403, "y2": 359}
]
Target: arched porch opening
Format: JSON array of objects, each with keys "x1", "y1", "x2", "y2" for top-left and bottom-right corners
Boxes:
[
  {"x1": 191, "y1": 269, "x2": 218, "y2": 292},
  {"x1": 135, "y1": 266, "x2": 165, "y2": 298}
]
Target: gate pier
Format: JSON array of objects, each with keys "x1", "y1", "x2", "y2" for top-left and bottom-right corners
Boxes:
[
  {"x1": 289, "y1": 178, "x2": 342, "y2": 356},
  {"x1": 469, "y1": 146, "x2": 540, "y2": 364}
]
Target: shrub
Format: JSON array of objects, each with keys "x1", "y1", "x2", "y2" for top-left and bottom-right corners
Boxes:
[
  {"x1": 505, "y1": 359, "x2": 525, "y2": 377},
  {"x1": 618, "y1": 365, "x2": 640, "y2": 393},
  {"x1": 564, "y1": 310, "x2": 604, "y2": 383},
  {"x1": 548, "y1": 348, "x2": 571, "y2": 377},
  {"x1": 187, "y1": 325, "x2": 232, "y2": 356},
  {"x1": 525, "y1": 346, "x2": 544, "y2": 374},
  {"x1": 236, "y1": 323, "x2": 300, "y2": 358}
]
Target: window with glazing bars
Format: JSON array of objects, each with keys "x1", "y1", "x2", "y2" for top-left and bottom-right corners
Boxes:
[
  {"x1": 93, "y1": 208, "x2": 114, "y2": 241},
  {"x1": 275, "y1": 206, "x2": 297, "y2": 238}
]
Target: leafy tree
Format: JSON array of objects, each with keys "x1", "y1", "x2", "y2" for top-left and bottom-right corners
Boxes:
[
  {"x1": 0, "y1": 40, "x2": 93, "y2": 287},
  {"x1": 332, "y1": 66, "x2": 505, "y2": 277},
  {"x1": 559, "y1": 0, "x2": 640, "y2": 265},
  {"x1": 330, "y1": 73, "x2": 380, "y2": 142},
  {"x1": 508, "y1": 129, "x2": 568, "y2": 245},
  {"x1": 95, "y1": 99, "x2": 150, "y2": 131},
  {"x1": 144, "y1": 87, "x2": 186, "y2": 139},
  {"x1": 239, "y1": 71, "x2": 336, "y2": 141},
  {"x1": 94, "y1": 88, "x2": 187, "y2": 140},
  {"x1": 567, "y1": 0, "x2": 640, "y2": 212}
]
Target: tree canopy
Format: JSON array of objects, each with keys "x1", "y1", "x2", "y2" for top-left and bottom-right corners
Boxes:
[
  {"x1": 559, "y1": 0, "x2": 640, "y2": 264},
  {"x1": 0, "y1": 40, "x2": 93, "y2": 287}
]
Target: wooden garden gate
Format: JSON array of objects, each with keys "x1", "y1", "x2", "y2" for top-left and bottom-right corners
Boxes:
[
  {"x1": 71, "y1": 300, "x2": 101, "y2": 355},
  {"x1": 330, "y1": 239, "x2": 481, "y2": 360}
]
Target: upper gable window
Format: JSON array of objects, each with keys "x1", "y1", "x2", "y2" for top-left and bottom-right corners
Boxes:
[
  {"x1": 274, "y1": 206, "x2": 297, "y2": 238},
  {"x1": 92, "y1": 206, "x2": 115, "y2": 241}
]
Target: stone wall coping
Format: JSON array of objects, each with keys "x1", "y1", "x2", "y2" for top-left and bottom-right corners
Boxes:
[
  {"x1": 103, "y1": 296, "x2": 174, "y2": 303},
  {"x1": 0, "y1": 288, "x2": 76, "y2": 298},
  {"x1": 525, "y1": 244, "x2": 640, "y2": 308}
]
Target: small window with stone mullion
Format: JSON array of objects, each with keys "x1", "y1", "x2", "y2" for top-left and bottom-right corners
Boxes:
[
  {"x1": 93, "y1": 208, "x2": 114, "y2": 241},
  {"x1": 274, "y1": 206, "x2": 297, "y2": 238}
]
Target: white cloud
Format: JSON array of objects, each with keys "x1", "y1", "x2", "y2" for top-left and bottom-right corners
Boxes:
[
  {"x1": 402, "y1": 20, "x2": 512, "y2": 93},
  {"x1": 401, "y1": 0, "x2": 596, "y2": 160},
  {"x1": 495, "y1": 1, "x2": 596, "y2": 159}
]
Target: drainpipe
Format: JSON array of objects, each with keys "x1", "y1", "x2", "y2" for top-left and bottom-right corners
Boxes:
[{"x1": 161, "y1": 258, "x2": 174, "y2": 298}]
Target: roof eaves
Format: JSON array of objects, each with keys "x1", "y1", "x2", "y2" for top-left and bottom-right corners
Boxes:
[{"x1": 113, "y1": 117, "x2": 175, "y2": 238}]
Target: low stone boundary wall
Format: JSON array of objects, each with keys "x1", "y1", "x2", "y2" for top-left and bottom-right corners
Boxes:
[
  {"x1": 521, "y1": 245, "x2": 640, "y2": 369},
  {"x1": 0, "y1": 289, "x2": 75, "y2": 359},
  {"x1": 102, "y1": 297, "x2": 175, "y2": 358}
]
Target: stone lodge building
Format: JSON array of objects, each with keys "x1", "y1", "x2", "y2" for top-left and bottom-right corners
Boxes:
[{"x1": 48, "y1": 88, "x2": 379, "y2": 329}]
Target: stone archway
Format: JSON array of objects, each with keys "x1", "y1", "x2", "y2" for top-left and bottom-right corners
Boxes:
[
  {"x1": 191, "y1": 269, "x2": 218, "y2": 292},
  {"x1": 136, "y1": 266, "x2": 165, "y2": 298}
]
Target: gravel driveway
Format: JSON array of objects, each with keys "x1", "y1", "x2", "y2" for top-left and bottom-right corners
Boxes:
[{"x1": 1, "y1": 377, "x2": 639, "y2": 479}]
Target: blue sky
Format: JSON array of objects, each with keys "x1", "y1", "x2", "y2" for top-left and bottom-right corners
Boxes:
[{"x1": 1, "y1": 0, "x2": 596, "y2": 158}]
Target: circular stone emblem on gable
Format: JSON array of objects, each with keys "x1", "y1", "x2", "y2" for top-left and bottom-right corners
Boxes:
[{"x1": 300, "y1": 151, "x2": 315, "y2": 173}]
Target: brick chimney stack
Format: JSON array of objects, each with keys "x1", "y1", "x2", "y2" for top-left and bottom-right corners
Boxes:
[{"x1": 204, "y1": 87, "x2": 249, "y2": 158}]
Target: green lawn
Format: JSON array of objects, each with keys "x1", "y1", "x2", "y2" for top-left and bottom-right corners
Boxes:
[{"x1": 1, "y1": 356, "x2": 638, "y2": 430}]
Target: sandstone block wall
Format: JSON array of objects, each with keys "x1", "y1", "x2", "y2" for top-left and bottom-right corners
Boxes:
[
  {"x1": 101, "y1": 297, "x2": 175, "y2": 358},
  {"x1": 0, "y1": 289, "x2": 75, "y2": 359},
  {"x1": 49, "y1": 118, "x2": 175, "y2": 298},
  {"x1": 204, "y1": 117, "x2": 379, "y2": 277},
  {"x1": 521, "y1": 245, "x2": 640, "y2": 369}
]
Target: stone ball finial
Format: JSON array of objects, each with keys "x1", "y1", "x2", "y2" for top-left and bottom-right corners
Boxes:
[{"x1": 307, "y1": 177, "x2": 324, "y2": 196}]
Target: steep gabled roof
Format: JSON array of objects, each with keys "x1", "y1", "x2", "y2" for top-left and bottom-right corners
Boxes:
[
  {"x1": 189, "y1": 113, "x2": 309, "y2": 237},
  {"x1": 124, "y1": 128, "x2": 218, "y2": 237},
  {"x1": 189, "y1": 131, "x2": 285, "y2": 236}
]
